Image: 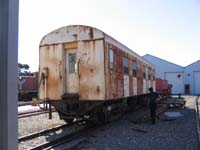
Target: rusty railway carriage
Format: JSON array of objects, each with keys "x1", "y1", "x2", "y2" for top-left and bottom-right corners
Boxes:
[{"x1": 39, "y1": 25, "x2": 155, "y2": 123}]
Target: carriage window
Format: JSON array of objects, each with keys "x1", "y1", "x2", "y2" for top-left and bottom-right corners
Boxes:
[
  {"x1": 143, "y1": 66, "x2": 146, "y2": 79},
  {"x1": 152, "y1": 70, "x2": 155, "y2": 80},
  {"x1": 123, "y1": 57, "x2": 129, "y2": 75},
  {"x1": 69, "y1": 53, "x2": 76, "y2": 73},
  {"x1": 132, "y1": 61, "x2": 137, "y2": 77},
  {"x1": 109, "y1": 48, "x2": 114, "y2": 70},
  {"x1": 148, "y1": 68, "x2": 151, "y2": 80}
]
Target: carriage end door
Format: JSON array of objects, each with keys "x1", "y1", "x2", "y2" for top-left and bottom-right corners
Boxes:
[{"x1": 65, "y1": 48, "x2": 78, "y2": 93}]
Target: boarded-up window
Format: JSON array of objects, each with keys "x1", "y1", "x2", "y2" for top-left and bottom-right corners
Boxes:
[
  {"x1": 132, "y1": 61, "x2": 137, "y2": 77},
  {"x1": 123, "y1": 57, "x2": 129, "y2": 75},
  {"x1": 69, "y1": 53, "x2": 76, "y2": 73},
  {"x1": 109, "y1": 48, "x2": 114, "y2": 70},
  {"x1": 143, "y1": 66, "x2": 146, "y2": 79}
]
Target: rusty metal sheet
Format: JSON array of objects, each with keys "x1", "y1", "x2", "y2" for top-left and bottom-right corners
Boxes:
[
  {"x1": 123, "y1": 75, "x2": 129, "y2": 97},
  {"x1": 104, "y1": 42, "x2": 110, "y2": 99},
  {"x1": 104, "y1": 35, "x2": 154, "y2": 69},
  {"x1": 133, "y1": 77, "x2": 137, "y2": 95},
  {"x1": 40, "y1": 25, "x2": 104, "y2": 46},
  {"x1": 143, "y1": 79, "x2": 147, "y2": 94},
  {"x1": 104, "y1": 41, "x2": 155, "y2": 99},
  {"x1": 115, "y1": 48, "x2": 124, "y2": 98},
  {"x1": 39, "y1": 25, "x2": 155, "y2": 101},
  {"x1": 137, "y1": 61, "x2": 143, "y2": 95},
  {"x1": 64, "y1": 42, "x2": 78, "y2": 49},
  {"x1": 39, "y1": 44, "x2": 64, "y2": 100},
  {"x1": 78, "y1": 40, "x2": 105, "y2": 100},
  {"x1": 129, "y1": 75, "x2": 133, "y2": 96},
  {"x1": 128, "y1": 58, "x2": 133, "y2": 96},
  {"x1": 104, "y1": 42, "x2": 124, "y2": 100}
]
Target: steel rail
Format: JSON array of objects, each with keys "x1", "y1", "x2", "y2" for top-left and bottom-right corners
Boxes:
[
  {"x1": 18, "y1": 123, "x2": 70, "y2": 143},
  {"x1": 18, "y1": 110, "x2": 48, "y2": 118},
  {"x1": 18, "y1": 109, "x2": 56, "y2": 118},
  {"x1": 29, "y1": 124, "x2": 95, "y2": 150}
]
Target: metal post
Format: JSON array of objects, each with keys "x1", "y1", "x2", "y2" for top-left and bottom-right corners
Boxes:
[
  {"x1": 0, "y1": 0, "x2": 19, "y2": 149},
  {"x1": 44, "y1": 77, "x2": 47, "y2": 110},
  {"x1": 177, "y1": 74, "x2": 181, "y2": 99},
  {"x1": 49, "y1": 101, "x2": 52, "y2": 119}
]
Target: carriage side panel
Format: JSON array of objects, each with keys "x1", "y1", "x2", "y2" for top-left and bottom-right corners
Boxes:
[
  {"x1": 78, "y1": 39, "x2": 105, "y2": 100},
  {"x1": 104, "y1": 42, "x2": 124, "y2": 100},
  {"x1": 39, "y1": 44, "x2": 64, "y2": 100}
]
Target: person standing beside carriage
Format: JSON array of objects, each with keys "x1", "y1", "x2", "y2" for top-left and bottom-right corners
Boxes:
[{"x1": 149, "y1": 87, "x2": 159, "y2": 124}]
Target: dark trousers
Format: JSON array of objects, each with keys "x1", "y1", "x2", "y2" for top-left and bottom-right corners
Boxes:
[{"x1": 150, "y1": 103, "x2": 157, "y2": 124}]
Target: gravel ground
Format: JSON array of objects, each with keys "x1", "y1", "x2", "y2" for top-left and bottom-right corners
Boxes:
[
  {"x1": 18, "y1": 96, "x2": 200, "y2": 150},
  {"x1": 81, "y1": 96, "x2": 200, "y2": 150},
  {"x1": 19, "y1": 123, "x2": 87, "y2": 150},
  {"x1": 18, "y1": 112, "x2": 65, "y2": 137},
  {"x1": 18, "y1": 112, "x2": 87, "y2": 150}
]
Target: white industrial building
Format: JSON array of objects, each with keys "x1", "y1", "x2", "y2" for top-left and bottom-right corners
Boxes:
[{"x1": 143, "y1": 54, "x2": 200, "y2": 95}]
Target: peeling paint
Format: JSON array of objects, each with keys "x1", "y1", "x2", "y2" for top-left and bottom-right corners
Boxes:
[{"x1": 39, "y1": 25, "x2": 155, "y2": 102}]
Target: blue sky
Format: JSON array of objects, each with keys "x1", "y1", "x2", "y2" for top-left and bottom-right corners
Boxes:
[{"x1": 19, "y1": 0, "x2": 200, "y2": 71}]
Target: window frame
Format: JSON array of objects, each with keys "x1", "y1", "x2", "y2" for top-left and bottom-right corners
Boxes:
[
  {"x1": 123, "y1": 57, "x2": 129, "y2": 75},
  {"x1": 148, "y1": 68, "x2": 151, "y2": 80},
  {"x1": 143, "y1": 66, "x2": 146, "y2": 79},
  {"x1": 68, "y1": 52, "x2": 76, "y2": 74},
  {"x1": 132, "y1": 60, "x2": 137, "y2": 77},
  {"x1": 109, "y1": 48, "x2": 114, "y2": 70}
]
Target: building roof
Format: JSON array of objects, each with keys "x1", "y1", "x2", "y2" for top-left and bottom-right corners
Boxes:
[
  {"x1": 183, "y1": 60, "x2": 200, "y2": 68},
  {"x1": 143, "y1": 54, "x2": 200, "y2": 69}
]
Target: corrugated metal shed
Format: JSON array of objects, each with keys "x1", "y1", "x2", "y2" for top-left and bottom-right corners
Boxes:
[{"x1": 143, "y1": 54, "x2": 200, "y2": 95}]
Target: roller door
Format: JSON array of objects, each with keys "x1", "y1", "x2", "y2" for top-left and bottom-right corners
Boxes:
[
  {"x1": 194, "y1": 72, "x2": 200, "y2": 95},
  {"x1": 165, "y1": 72, "x2": 183, "y2": 94}
]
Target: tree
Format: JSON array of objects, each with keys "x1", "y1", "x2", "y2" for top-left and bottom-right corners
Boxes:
[{"x1": 18, "y1": 63, "x2": 31, "y2": 76}]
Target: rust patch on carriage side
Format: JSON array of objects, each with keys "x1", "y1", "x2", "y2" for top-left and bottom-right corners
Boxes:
[
  {"x1": 78, "y1": 40, "x2": 105, "y2": 100},
  {"x1": 137, "y1": 60, "x2": 143, "y2": 95},
  {"x1": 64, "y1": 42, "x2": 78, "y2": 49},
  {"x1": 128, "y1": 55, "x2": 133, "y2": 96},
  {"x1": 104, "y1": 42, "x2": 110, "y2": 99},
  {"x1": 115, "y1": 47, "x2": 124, "y2": 98},
  {"x1": 104, "y1": 42, "x2": 124, "y2": 100},
  {"x1": 39, "y1": 44, "x2": 64, "y2": 100},
  {"x1": 129, "y1": 74, "x2": 133, "y2": 96}
]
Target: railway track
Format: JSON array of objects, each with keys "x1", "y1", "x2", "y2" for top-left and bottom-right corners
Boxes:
[
  {"x1": 18, "y1": 109, "x2": 55, "y2": 118},
  {"x1": 19, "y1": 123, "x2": 70, "y2": 143},
  {"x1": 19, "y1": 119, "x2": 92, "y2": 150},
  {"x1": 19, "y1": 100, "x2": 169, "y2": 149},
  {"x1": 29, "y1": 124, "x2": 94, "y2": 150},
  {"x1": 18, "y1": 101, "x2": 43, "y2": 106},
  {"x1": 18, "y1": 101, "x2": 32, "y2": 106}
]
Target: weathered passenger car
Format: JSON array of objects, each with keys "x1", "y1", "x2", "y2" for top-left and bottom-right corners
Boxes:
[{"x1": 39, "y1": 25, "x2": 155, "y2": 123}]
